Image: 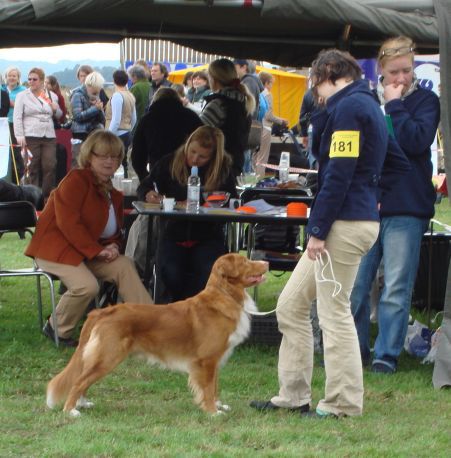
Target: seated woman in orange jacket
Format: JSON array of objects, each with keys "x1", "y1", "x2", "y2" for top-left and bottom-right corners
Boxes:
[{"x1": 25, "y1": 130, "x2": 152, "y2": 347}]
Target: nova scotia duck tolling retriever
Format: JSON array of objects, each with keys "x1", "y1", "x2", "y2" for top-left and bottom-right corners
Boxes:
[{"x1": 46, "y1": 253, "x2": 268, "y2": 416}]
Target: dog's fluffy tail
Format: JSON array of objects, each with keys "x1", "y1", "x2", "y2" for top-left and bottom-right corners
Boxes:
[{"x1": 46, "y1": 309, "x2": 106, "y2": 409}]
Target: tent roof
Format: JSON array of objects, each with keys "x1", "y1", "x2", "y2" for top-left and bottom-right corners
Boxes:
[
  {"x1": 0, "y1": 1, "x2": 439, "y2": 67},
  {"x1": 0, "y1": 0, "x2": 448, "y2": 183}
]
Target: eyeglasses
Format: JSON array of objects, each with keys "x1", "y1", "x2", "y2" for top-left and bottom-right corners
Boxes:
[
  {"x1": 381, "y1": 46, "x2": 415, "y2": 57},
  {"x1": 91, "y1": 152, "x2": 121, "y2": 161},
  {"x1": 28, "y1": 77, "x2": 39, "y2": 81}
]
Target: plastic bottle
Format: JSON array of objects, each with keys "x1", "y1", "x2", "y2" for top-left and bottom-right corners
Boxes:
[
  {"x1": 186, "y1": 166, "x2": 200, "y2": 213},
  {"x1": 279, "y1": 151, "x2": 290, "y2": 182}
]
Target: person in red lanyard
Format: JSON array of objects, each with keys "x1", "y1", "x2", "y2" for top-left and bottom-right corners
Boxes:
[{"x1": 13, "y1": 68, "x2": 62, "y2": 199}]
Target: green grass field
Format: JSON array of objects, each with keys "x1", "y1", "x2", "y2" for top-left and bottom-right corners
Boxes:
[{"x1": 1, "y1": 199, "x2": 450, "y2": 457}]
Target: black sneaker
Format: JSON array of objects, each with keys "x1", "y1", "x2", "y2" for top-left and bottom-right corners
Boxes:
[
  {"x1": 42, "y1": 320, "x2": 78, "y2": 348},
  {"x1": 249, "y1": 400, "x2": 309, "y2": 413}
]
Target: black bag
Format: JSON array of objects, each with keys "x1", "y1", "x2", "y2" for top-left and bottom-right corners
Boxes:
[{"x1": 245, "y1": 224, "x2": 301, "y2": 254}]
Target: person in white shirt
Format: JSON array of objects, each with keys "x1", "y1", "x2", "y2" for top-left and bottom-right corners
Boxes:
[
  {"x1": 105, "y1": 70, "x2": 137, "y2": 177},
  {"x1": 13, "y1": 67, "x2": 62, "y2": 199}
]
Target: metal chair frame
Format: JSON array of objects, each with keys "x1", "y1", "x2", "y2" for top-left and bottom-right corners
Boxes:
[{"x1": 0, "y1": 201, "x2": 59, "y2": 346}]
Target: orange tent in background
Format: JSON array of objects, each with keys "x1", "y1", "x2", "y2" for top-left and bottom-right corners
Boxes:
[{"x1": 168, "y1": 65, "x2": 307, "y2": 128}]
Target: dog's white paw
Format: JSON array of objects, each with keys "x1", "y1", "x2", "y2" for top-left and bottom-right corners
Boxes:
[
  {"x1": 69, "y1": 408, "x2": 81, "y2": 418},
  {"x1": 76, "y1": 396, "x2": 94, "y2": 409},
  {"x1": 46, "y1": 396, "x2": 56, "y2": 409},
  {"x1": 216, "y1": 400, "x2": 231, "y2": 412},
  {"x1": 212, "y1": 410, "x2": 226, "y2": 417}
]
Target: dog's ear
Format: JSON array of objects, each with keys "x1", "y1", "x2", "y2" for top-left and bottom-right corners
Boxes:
[{"x1": 213, "y1": 254, "x2": 245, "y2": 279}]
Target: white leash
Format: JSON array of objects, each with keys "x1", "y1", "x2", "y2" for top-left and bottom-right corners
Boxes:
[
  {"x1": 430, "y1": 218, "x2": 451, "y2": 233},
  {"x1": 314, "y1": 249, "x2": 342, "y2": 297},
  {"x1": 245, "y1": 308, "x2": 277, "y2": 316},
  {"x1": 244, "y1": 249, "x2": 342, "y2": 316}
]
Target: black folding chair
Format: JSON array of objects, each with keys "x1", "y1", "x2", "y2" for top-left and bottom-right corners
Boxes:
[{"x1": 0, "y1": 201, "x2": 60, "y2": 346}]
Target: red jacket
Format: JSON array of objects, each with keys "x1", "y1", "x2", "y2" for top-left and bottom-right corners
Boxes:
[{"x1": 26, "y1": 168, "x2": 123, "y2": 266}]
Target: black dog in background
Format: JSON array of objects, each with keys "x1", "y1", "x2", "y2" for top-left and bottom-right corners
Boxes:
[{"x1": 0, "y1": 179, "x2": 44, "y2": 210}]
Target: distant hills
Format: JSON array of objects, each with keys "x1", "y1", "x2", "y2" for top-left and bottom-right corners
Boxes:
[{"x1": 0, "y1": 59, "x2": 120, "y2": 88}]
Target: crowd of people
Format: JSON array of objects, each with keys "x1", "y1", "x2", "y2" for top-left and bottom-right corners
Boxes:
[{"x1": 1, "y1": 36, "x2": 446, "y2": 406}]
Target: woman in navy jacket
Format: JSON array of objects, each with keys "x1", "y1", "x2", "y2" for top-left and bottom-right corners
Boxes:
[
  {"x1": 251, "y1": 50, "x2": 390, "y2": 418},
  {"x1": 351, "y1": 37, "x2": 440, "y2": 374}
]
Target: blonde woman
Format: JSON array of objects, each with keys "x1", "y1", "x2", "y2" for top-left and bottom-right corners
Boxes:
[
  {"x1": 3, "y1": 66, "x2": 25, "y2": 181},
  {"x1": 351, "y1": 36, "x2": 440, "y2": 374},
  {"x1": 26, "y1": 130, "x2": 152, "y2": 347},
  {"x1": 200, "y1": 58, "x2": 254, "y2": 175},
  {"x1": 13, "y1": 67, "x2": 62, "y2": 198},
  {"x1": 70, "y1": 71, "x2": 106, "y2": 142},
  {"x1": 136, "y1": 125, "x2": 238, "y2": 301}
]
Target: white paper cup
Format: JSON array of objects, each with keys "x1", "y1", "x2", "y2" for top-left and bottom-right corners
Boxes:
[{"x1": 162, "y1": 197, "x2": 175, "y2": 211}]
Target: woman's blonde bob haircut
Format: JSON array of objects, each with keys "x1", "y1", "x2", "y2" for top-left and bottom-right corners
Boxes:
[
  {"x1": 4, "y1": 66, "x2": 21, "y2": 84},
  {"x1": 84, "y1": 71, "x2": 105, "y2": 90},
  {"x1": 171, "y1": 125, "x2": 232, "y2": 191},
  {"x1": 78, "y1": 130, "x2": 125, "y2": 168},
  {"x1": 378, "y1": 36, "x2": 415, "y2": 67}
]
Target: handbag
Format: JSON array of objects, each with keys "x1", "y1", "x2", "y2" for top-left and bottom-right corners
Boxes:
[{"x1": 247, "y1": 119, "x2": 263, "y2": 149}]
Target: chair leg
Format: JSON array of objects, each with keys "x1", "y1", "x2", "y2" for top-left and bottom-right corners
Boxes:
[
  {"x1": 36, "y1": 275, "x2": 44, "y2": 330},
  {"x1": 152, "y1": 264, "x2": 157, "y2": 303},
  {"x1": 41, "y1": 272, "x2": 59, "y2": 347}
]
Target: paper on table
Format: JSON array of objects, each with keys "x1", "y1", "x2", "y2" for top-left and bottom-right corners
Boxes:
[{"x1": 244, "y1": 199, "x2": 284, "y2": 215}]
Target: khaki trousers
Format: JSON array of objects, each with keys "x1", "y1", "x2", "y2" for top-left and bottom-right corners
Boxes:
[
  {"x1": 25, "y1": 137, "x2": 56, "y2": 198},
  {"x1": 253, "y1": 127, "x2": 272, "y2": 177},
  {"x1": 36, "y1": 255, "x2": 152, "y2": 338},
  {"x1": 271, "y1": 220, "x2": 379, "y2": 416}
]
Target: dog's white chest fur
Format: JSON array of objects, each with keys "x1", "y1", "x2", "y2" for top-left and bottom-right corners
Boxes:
[{"x1": 220, "y1": 292, "x2": 256, "y2": 366}]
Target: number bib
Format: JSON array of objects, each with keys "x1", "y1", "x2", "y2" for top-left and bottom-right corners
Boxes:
[{"x1": 329, "y1": 131, "x2": 360, "y2": 158}]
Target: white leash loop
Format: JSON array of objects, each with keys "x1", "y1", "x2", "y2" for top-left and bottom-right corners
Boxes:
[
  {"x1": 245, "y1": 249, "x2": 342, "y2": 316},
  {"x1": 314, "y1": 249, "x2": 342, "y2": 297}
]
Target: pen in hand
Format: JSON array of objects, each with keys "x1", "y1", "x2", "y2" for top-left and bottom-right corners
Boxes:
[
  {"x1": 153, "y1": 182, "x2": 165, "y2": 197},
  {"x1": 153, "y1": 181, "x2": 164, "y2": 205}
]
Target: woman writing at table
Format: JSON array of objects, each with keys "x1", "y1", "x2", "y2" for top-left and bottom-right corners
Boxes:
[
  {"x1": 137, "y1": 125, "x2": 237, "y2": 301},
  {"x1": 25, "y1": 130, "x2": 152, "y2": 347}
]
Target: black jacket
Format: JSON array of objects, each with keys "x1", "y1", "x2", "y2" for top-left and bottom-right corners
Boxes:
[
  {"x1": 202, "y1": 91, "x2": 251, "y2": 175},
  {"x1": 0, "y1": 89, "x2": 10, "y2": 117},
  {"x1": 131, "y1": 98, "x2": 202, "y2": 182}
]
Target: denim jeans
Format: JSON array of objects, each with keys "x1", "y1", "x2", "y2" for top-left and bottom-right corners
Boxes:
[
  {"x1": 242, "y1": 149, "x2": 254, "y2": 174},
  {"x1": 351, "y1": 216, "x2": 429, "y2": 370}
]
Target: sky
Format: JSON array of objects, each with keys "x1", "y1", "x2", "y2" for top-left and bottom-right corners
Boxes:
[{"x1": 0, "y1": 43, "x2": 120, "y2": 63}]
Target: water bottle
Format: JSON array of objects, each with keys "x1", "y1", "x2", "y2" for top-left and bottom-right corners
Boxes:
[
  {"x1": 279, "y1": 151, "x2": 290, "y2": 183},
  {"x1": 186, "y1": 166, "x2": 200, "y2": 213}
]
